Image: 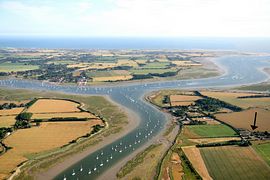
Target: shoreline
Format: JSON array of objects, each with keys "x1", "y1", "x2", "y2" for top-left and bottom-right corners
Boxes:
[
  {"x1": 97, "y1": 92, "x2": 178, "y2": 179},
  {"x1": 98, "y1": 109, "x2": 176, "y2": 180}
]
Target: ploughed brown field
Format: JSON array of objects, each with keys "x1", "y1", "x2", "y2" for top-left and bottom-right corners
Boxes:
[
  {"x1": 216, "y1": 108, "x2": 270, "y2": 131},
  {"x1": 200, "y1": 91, "x2": 270, "y2": 109}
]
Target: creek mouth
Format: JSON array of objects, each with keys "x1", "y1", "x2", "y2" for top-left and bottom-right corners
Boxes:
[{"x1": 0, "y1": 55, "x2": 269, "y2": 180}]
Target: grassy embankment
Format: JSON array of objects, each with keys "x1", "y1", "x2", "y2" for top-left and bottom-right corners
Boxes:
[
  {"x1": 117, "y1": 144, "x2": 162, "y2": 179},
  {"x1": 236, "y1": 83, "x2": 270, "y2": 92},
  {"x1": 116, "y1": 120, "x2": 178, "y2": 179},
  {"x1": 0, "y1": 62, "x2": 39, "y2": 72}
]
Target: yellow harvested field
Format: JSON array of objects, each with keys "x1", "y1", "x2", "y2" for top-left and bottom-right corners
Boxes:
[
  {"x1": 0, "y1": 116, "x2": 16, "y2": 128},
  {"x1": 31, "y1": 112, "x2": 97, "y2": 119},
  {"x1": 92, "y1": 75, "x2": 133, "y2": 82},
  {"x1": 216, "y1": 108, "x2": 270, "y2": 131},
  {"x1": 68, "y1": 63, "x2": 118, "y2": 70},
  {"x1": 0, "y1": 107, "x2": 24, "y2": 116},
  {"x1": 4, "y1": 121, "x2": 103, "y2": 153},
  {"x1": 79, "y1": 63, "x2": 117, "y2": 71},
  {"x1": 189, "y1": 137, "x2": 241, "y2": 144},
  {"x1": 170, "y1": 95, "x2": 202, "y2": 102},
  {"x1": 182, "y1": 146, "x2": 212, "y2": 180},
  {"x1": 27, "y1": 99, "x2": 80, "y2": 113},
  {"x1": 156, "y1": 58, "x2": 169, "y2": 62},
  {"x1": 170, "y1": 95, "x2": 201, "y2": 107},
  {"x1": 0, "y1": 150, "x2": 27, "y2": 178},
  {"x1": 134, "y1": 59, "x2": 147, "y2": 64},
  {"x1": 90, "y1": 51, "x2": 114, "y2": 56},
  {"x1": 200, "y1": 91, "x2": 270, "y2": 109},
  {"x1": 116, "y1": 59, "x2": 138, "y2": 67},
  {"x1": 0, "y1": 120, "x2": 103, "y2": 178},
  {"x1": 201, "y1": 91, "x2": 259, "y2": 98}
]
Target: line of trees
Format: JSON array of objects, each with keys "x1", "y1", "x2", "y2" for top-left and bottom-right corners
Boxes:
[
  {"x1": 195, "y1": 97, "x2": 242, "y2": 112},
  {"x1": 237, "y1": 95, "x2": 270, "y2": 99},
  {"x1": 196, "y1": 140, "x2": 250, "y2": 148},
  {"x1": 14, "y1": 112, "x2": 33, "y2": 129},
  {"x1": 0, "y1": 127, "x2": 12, "y2": 139},
  {"x1": 0, "y1": 103, "x2": 24, "y2": 110}
]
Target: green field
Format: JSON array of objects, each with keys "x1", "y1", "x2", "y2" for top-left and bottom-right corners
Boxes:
[
  {"x1": 200, "y1": 146, "x2": 270, "y2": 180},
  {"x1": 46, "y1": 60, "x2": 76, "y2": 65},
  {"x1": 130, "y1": 68, "x2": 177, "y2": 75},
  {"x1": 95, "y1": 56, "x2": 117, "y2": 63},
  {"x1": 186, "y1": 124, "x2": 238, "y2": 138},
  {"x1": 0, "y1": 62, "x2": 39, "y2": 72},
  {"x1": 178, "y1": 67, "x2": 220, "y2": 79},
  {"x1": 141, "y1": 62, "x2": 170, "y2": 69},
  {"x1": 253, "y1": 141, "x2": 270, "y2": 166}
]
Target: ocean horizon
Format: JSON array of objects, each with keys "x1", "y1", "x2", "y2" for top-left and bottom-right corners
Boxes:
[{"x1": 0, "y1": 36, "x2": 270, "y2": 52}]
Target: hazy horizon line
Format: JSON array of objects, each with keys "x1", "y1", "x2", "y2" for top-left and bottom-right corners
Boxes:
[{"x1": 1, "y1": 35, "x2": 270, "y2": 39}]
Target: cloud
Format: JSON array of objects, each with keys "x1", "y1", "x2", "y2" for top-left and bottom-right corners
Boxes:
[
  {"x1": 0, "y1": 0, "x2": 269, "y2": 37},
  {"x1": 77, "y1": 1, "x2": 93, "y2": 13},
  {"x1": 0, "y1": 1, "x2": 52, "y2": 15}
]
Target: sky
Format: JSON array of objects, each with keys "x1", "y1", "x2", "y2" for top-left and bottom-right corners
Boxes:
[{"x1": 0, "y1": 0, "x2": 270, "y2": 37}]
